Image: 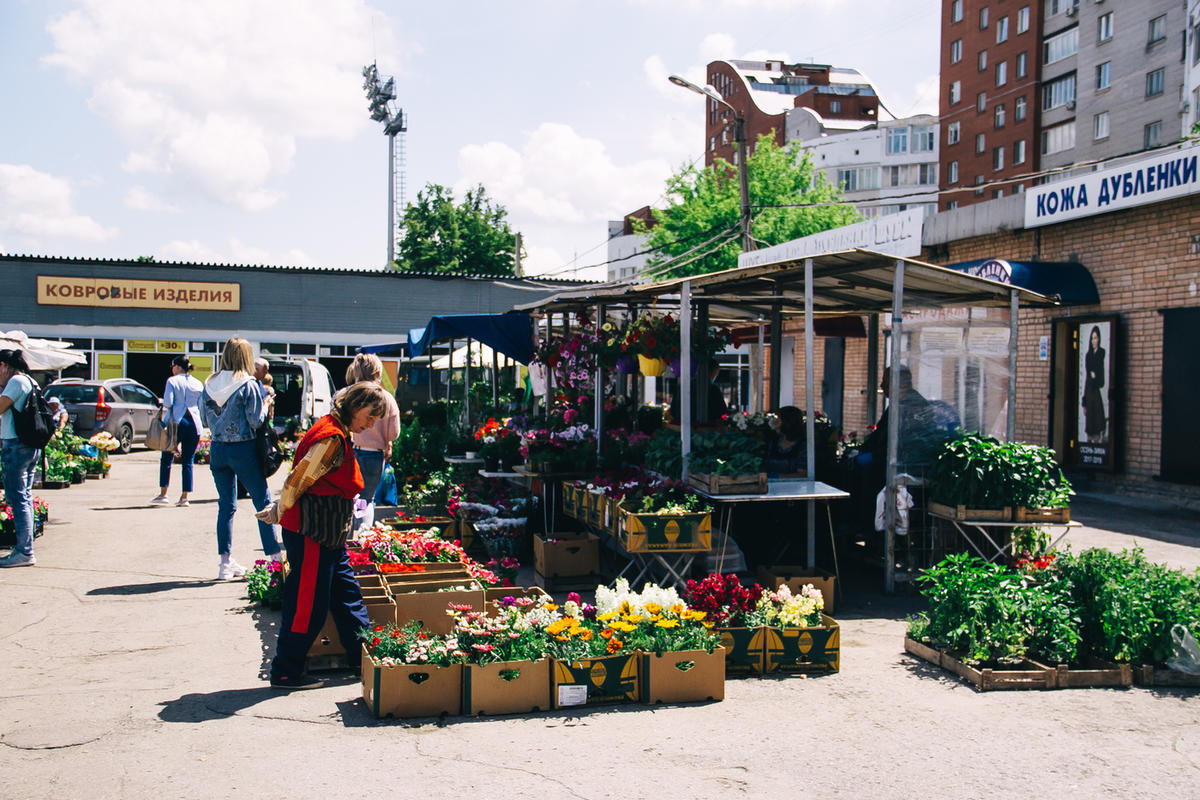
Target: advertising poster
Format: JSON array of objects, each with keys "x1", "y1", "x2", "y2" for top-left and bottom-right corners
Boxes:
[{"x1": 1076, "y1": 319, "x2": 1114, "y2": 469}]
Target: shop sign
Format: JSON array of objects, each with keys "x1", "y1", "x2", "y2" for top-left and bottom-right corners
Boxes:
[
  {"x1": 127, "y1": 340, "x2": 157, "y2": 351},
  {"x1": 738, "y1": 208, "x2": 924, "y2": 268},
  {"x1": 1024, "y1": 148, "x2": 1200, "y2": 229},
  {"x1": 37, "y1": 276, "x2": 240, "y2": 311},
  {"x1": 96, "y1": 353, "x2": 124, "y2": 380}
]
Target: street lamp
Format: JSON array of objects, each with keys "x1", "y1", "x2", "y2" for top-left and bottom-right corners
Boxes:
[
  {"x1": 668, "y1": 74, "x2": 754, "y2": 252},
  {"x1": 363, "y1": 63, "x2": 408, "y2": 266}
]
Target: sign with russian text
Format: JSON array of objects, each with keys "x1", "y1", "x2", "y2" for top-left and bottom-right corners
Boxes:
[
  {"x1": 1024, "y1": 147, "x2": 1200, "y2": 228},
  {"x1": 37, "y1": 276, "x2": 240, "y2": 311},
  {"x1": 738, "y1": 208, "x2": 924, "y2": 268}
]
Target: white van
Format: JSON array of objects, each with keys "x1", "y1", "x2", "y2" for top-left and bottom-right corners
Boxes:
[{"x1": 267, "y1": 358, "x2": 335, "y2": 434}]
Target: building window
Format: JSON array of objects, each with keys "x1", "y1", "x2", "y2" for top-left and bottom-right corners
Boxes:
[
  {"x1": 975, "y1": 175, "x2": 985, "y2": 196},
  {"x1": 1195, "y1": 87, "x2": 1200, "y2": 127},
  {"x1": 995, "y1": 104, "x2": 1007, "y2": 128},
  {"x1": 950, "y1": 80, "x2": 962, "y2": 104},
  {"x1": 1194, "y1": 23, "x2": 1200, "y2": 65},
  {"x1": 1098, "y1": 12, "x2": 1113, "y2": 43},
  {"x1": 977, "y1": 91, "x2": 988, "y2": 112},
  {"x1": 948, "y1": 121, "x2": 961, "y2": 144},
  {"x1": 1094, "y1": 111, "x2": 1110, "y2": 140},
  {"x1": 1146, "y1": 68, "x2": 1165, "y2": 98},
  {"x1": 997, "y1": 16, "x2": 1009, "y2": 43},
  {"x1": 912, "y1": 125, "x2": 936, "y2": 152},
  {"x1": 947, "y1": 200, "x2": 959, "y2": 210},
  {"x1": 1044, "y1": 26, "x2": 1080, "y2": 65},
  {"x1": 1014, "y1": 139, "x2": 1027, "y2": 164},
  {"x1": 948, "y1": 160, "x2": 959, "y2": 183},
  {"x1": 830, "y1": 100, "x2": 841, "y2": 113},
  {"x1": 951, "y1": 0, "x2": 962, "y2": 23},
  {"x1": 992, "y1": 188, "x2": 1004, "y2": 199},
  {"x1": 1016, "y1": 52, "x2": 1027, "y2": 78},
  {"x1": 978, "y1": 49, "x2": 988, "y2": 71},
  {"x1": 996, "y1": 61, "x2": 1008, "y2": 86},
  {"x1": 1042, "y1": 121, "x2": 1076, "y2": 155},
  {"x1": 709, "y1": 136, "x2": 716, "y2": 151},
  {"x1": 1042, "y1": 72, "x2": 1077, "y2": 111},
  {"x1": 976, "y1": 132, "x2": 986, "y2": 153},
  {"x1": 1017, "y1": 6, "x2": 1030, "y2": 34},
  {"x1": 886, "y1": 126, "x2": 909, "y2": 154},
  {"x1": 1015, "y1": 95, "x2": 1027, "y2": 120},
  {"x1": 919, "y1": 163, "x2": 938, "y2": 184},
  {"x1": 1096, "y1": 61, "x2": 1111, "y2": 90},
  {"x1": 1144, "y1": 120, "x2": 1163, "y2": 149},
  {"x1": 836, "y1": 166, "x2": 880, "y2": 191},
  {"x1": 1148, "y1": 14, "x2": 1167, "y2": 45},
  {"x1": 951, "y1": 38, "x2": 962, "y2": 63},
  {"x1": 993, "y1": 146, "x2": 1005, "y2": 170},
  {"x1": 980, "y1": 7, "x2": 989, "y2": 29}
]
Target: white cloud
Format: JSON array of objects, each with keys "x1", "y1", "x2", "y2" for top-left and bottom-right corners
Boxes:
[
  {"x1": 0, "y1": 164, "x2": 117, "y2": 244},
  {"x1": 43, "y1": 0, "x2": 399, "y2": 211},
  {"x1": 158, "y1": 237, "x2": 314, "y2": 267},
  {"x1": 124, "y1": 185, "x2": 177, "y2": 212}
]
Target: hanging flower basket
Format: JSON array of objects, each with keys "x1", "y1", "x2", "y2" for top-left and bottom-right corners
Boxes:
[
  {"x1": 638, "y1": 355, "x2": 668, "y2": 377},
  {"x1": 615, "y1": 354, "x2": 637, "y2": 375}
]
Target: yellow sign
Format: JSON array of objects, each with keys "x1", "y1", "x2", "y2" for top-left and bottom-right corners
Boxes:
[
  {"x1": 127, "y1": 340, "x2": 157, "y2": 351},
  {"x1": 157, "y1": 340, "x2": 185, "y2": 353},
  {"x1": 97, "y1": 353, "x2": 124, "y2": 380},
  {"x1": 37, "y1": 276, "x2": 240, "y2": 311},
  {"x1": 190, "y1": 356, "x2": 215, "y2": 383}
]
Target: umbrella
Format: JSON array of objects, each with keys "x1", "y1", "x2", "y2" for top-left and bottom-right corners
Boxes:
[{"x1": 0, "y1": 330, "x2": 87, "y2": 371}]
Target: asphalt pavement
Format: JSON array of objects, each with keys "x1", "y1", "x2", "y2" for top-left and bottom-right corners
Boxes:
[{"x1": 1, "y1": 449, "x2": 1197, "y2": 799}]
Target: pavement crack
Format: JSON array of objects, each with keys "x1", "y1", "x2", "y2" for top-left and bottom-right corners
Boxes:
[
  {"x1": 413, "y1": 738, "x2": 593, "y2": 799},
  {"x1": 0, "y1": 611, "x2": 49, "y2": 642},
  {"x1": 0, "y1": 732, "x2": 111, "y2": 751}
]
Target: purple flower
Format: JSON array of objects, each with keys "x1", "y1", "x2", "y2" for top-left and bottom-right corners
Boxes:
[
  {"x1": 500, "y1": 596, "x2": 516, "y2": 608},
  {"x1": 582, "y1": 603, "x2": 597, "y2": 620}
]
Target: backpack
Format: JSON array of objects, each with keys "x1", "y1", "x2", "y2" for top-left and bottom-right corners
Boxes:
[{"x1": 13, "y1": 379, "x2": 56, "y2": 450}]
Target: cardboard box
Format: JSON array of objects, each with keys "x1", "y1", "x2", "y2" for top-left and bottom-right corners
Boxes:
[
  {"x1": 551, "y1": 654, "x2": 640, "y2": 707},
  {"x1": 307, "y1": 597, "x2": 396, "y2": 658},
  {"x1": 385, "y1": 576, "x2": 479, "y2": 595},
  {"x1": 534, "y1": 532, "x2": 600, "y2": 578},
  {"x1": 392, "y1": 588, "x2": 485, "y2": 635},
  {"x1": 640, "y1": 647, "x2": 726, "y2": 704},
  {"x1": 715, "y1": 626, "x2": 767, "y2": 675},
  {"x1": 560, "y1": 482, "x2": 583, "y2": 520},
  {"x1": 361, "y1": 647, "x2": 463, "y2": 718},
  {"x1": 757, "y1": 565, "x2": 837, "y2": 615},
  {"x1": 621, "y1": 509, "x2": 712, "y2": 553},
  {"x1": 762, "y1": 615, "x2": 840, "y2": 675},
  {"x1": 462, "y1": 659, "x2": 552, "y2": 715}
]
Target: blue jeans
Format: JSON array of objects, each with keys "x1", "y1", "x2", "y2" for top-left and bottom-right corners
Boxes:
[
  {"x1": 159, "y1": 411, "x2": 200, "y2": 492},
  {"x1": 1, "y1": 438, "x2": 39, "y2": 556},
  {"x1": 209, "y1": 439, "x2": 279, "y2": 557},
  {"x1": 354, "y1": 448, "x2": 385, "y2": 504}
]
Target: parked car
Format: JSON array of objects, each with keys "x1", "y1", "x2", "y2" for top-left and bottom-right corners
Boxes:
[
  {"x1": 45, "y1": 378, "x2": 161, "y2": 454},
  {"x1": 266, "y1": 358, "x2": 335, "y2": 437}
]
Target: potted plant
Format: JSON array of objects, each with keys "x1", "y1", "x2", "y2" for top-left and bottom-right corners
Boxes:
[
  {"x1": 450, "y1": 599, "x2": 552, "y2": 715},
  {"x1": 618, "y1": 479, "x2": 713, "y2": 553},
  {"x1": 687, "y1": 430, "x2": 768, "y2": 494},
  {"x1": 361, "y1": 621, "x2": 464, "y2": 718},
  {"x1": 928, "y1": 433, "x2": 1072, "y2": 522},
  {"x1": 685, "y1": 573, "x2": 769, "y2": 674},
  {"x1": 624, "y1": 314, "x2": 679, "y2": 376},
  {"x1": 246, "y1": 559, "x2": 286, "y2": 609}
]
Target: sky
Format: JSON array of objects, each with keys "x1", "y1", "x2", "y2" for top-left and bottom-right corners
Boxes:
[{"x1": 0, "y1": 0, "x2": 941, "y2": 282}]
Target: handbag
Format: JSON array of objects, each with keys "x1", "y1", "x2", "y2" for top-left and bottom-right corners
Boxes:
[
  {"x1": 299, "y1": 492, "x2": 356, "y2": 550},
  {"x1": 145, "y1": 408, "x2": 178, "y2": 452},
  {"x1": 255, "y1": 424, "x2": 285, "y2": 478}
]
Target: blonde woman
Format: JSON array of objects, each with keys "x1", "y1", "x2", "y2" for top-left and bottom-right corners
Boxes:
[
  {"x1": 344, "y1": 353, "x2": 400, "y2": 526},
  {"x1": 200, "y1": 337, "x2": 282, "y2": 579}
]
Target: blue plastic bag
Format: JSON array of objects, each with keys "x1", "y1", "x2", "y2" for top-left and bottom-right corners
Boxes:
[{"x1": 375, "y1": 464, "x2": 398, "y2": 505}]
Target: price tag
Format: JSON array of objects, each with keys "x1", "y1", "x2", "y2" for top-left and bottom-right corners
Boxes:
[{"x1": 557, "y1": 684, "x2": 587, "y2": 707}]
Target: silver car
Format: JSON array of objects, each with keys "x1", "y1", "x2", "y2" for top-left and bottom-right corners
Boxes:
[{"x1": 45, "y1": 378, "x2": 161, "y2": 453}]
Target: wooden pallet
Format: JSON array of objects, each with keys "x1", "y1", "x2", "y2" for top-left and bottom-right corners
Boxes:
[
  {"x1": 1046, "y1": 657, "x2": 1132, "y2": 688},
  {"x1": 688, "y1": 472, "x2": 768, "y2": 495},
  {"x1": 928, "y1": 502, "x2": 1012, "y2": 522},
  {"x1": 904, "y1": 637, "x2": 1055, "y2": 691},
  {"x1": 1013, "y1": 506, "x2": 1071, "y2": 523},
  {"x1": 1133, "y1": 664, "x2": 1200, "y2": 688}
]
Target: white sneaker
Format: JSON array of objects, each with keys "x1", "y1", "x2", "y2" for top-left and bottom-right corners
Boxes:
[
  {"x1": 0, "y1": 551, "x2": 36, "y2": 568},
  {"x1": 217, "y1": 556, "x2": 247, "y2": 580},
  {"x1": 150, "y1": 495, "x2": 170, "y2": 506}
]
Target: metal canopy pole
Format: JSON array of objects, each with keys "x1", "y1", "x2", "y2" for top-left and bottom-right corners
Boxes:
[
  {"x1": 769, "y1": 292, "x2": 783, "y2": 410},
  {"x1": 884, "y1": 260, "x2": 905, "y2": 594},
  {"x1": 866, "y1": 314, "x2": 880, "y2": 425},
  {"x1": 491, "y1": 346, "x2": 499, "y2": 410},
  {"x1": 804, "y1": 258, "x2": 817, "y2": 568},
  {"x1": 1007, "y1": 289, "x2": 1019, "y2": 442},
  {"x1": 753, "y1": 319, "x2": 765, "y2": 413},
  {"x1": 464, "y1": 337, "x2": 472, "y2": 430},
  {"x1": 594, "y1": 303, "x2": 605, "y2": 466},
  {"x1": 680, "y1": 282, "x2": 693, "y2": 481},
  {"x1": 696, "y1": 301, "x2": 710, "y2": 422}
]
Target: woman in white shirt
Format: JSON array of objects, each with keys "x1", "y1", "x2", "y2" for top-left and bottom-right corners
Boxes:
[{"x1": 152, "y1": 355, "x2": 204, "y2": 507}]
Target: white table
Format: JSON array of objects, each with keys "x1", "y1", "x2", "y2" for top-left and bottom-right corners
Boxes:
[{"x1": 928, "y1": 510, "x2": 1081, "y2": 563}]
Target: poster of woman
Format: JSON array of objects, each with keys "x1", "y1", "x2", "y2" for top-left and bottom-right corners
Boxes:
[{"x1": 1076, "y1": 320, "x2": 1112, "y2": 467}]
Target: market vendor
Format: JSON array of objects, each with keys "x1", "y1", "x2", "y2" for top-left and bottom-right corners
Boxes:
[
  {"x1": 667, "y1": 359, "x2": 728, "y2": 426},
  {"x1": 763, "y1": 406, "x2": 805, "y2": 476}
]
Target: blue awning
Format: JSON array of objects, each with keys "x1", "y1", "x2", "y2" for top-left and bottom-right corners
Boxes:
[
  {"x1": 407, "y1": 312, "x2": 534, "y2": 364},
  {"x1": 942, "y1": 258, "x2": 1099, "y2": 305}
]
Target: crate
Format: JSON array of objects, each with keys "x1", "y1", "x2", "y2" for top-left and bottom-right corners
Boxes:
[
  {"x1": 904, "y1": 637, "x2": 1056, "y2": 691},
  {"x1": 1046, "y1": 656, "x2": 1132, "y2": 689},
  {"x1": 392, "y1": 588, "x2": 485, "y2": 635},
  {"x1": 560, "y1": 482, "x2": 583, "y2": 520},
  {"x1": 757, "y1": 566, "x2": 837, "y2": 615},
  {"x1": 640, "y1": 647, "x2": 726, "y2": 704},
  {"x1": 688, "y1": 472, "x2": 767, "y2": 495},
  {"x1": 483, "y1": 586, "x2": 551, "y2": 608},
  {"x1": 715, "y1": 626, "x2": 767, "y2": 675},
  {"x1": 1014, "y1": 506, "x2": 1071, "y2": 523},
  {"x1": 463, "y1": 659, "x2": 552, "y2": 715},
  {"x1": 620, "y1": 508, "x2": 712, "y2": 553},
  {"x1": 584, "y1": 491, "x2": 608, "y2": 528},
  {"x1": 362, "y1": 647, "x2": 463, "y2": 718},
  {"x1": 928, "y1": 502, "x2": 1012, "y2": 522},
  {"x1": 551, "y1": 653, "x2": 640, "y2": 707},
  {"x1": 534, "y1": 531, "x2": 600, "y2": 578},
  {"x1": 762, "y1": 615, "x2": 840, "y2": 675},
  {"x1": 1133, "y1": 664, "x2": 1200, "y2": 688}
]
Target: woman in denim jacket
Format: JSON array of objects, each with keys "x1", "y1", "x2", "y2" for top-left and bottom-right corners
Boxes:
[{"x1": 201, "y1": 337, "x2": 282, "y2": 579}]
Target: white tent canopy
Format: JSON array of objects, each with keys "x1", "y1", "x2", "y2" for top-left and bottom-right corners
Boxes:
[
  {"x1": 427, "y1": 343, "x2": 513, "y2": 370},
  {"x1": 0, "y1": 330, "x2": 87, "y2": 371}
]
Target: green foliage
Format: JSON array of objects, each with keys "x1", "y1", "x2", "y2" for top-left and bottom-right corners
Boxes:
[
  {"x1": 688, "y1": 430, "x2": 764, "y2": 475},
  {"x1": 645, "y1": 428, "x2": 682, "y2": 478},
  {"x1": 395, "y1": 183, "x2": 519, "y2": 275},
  {"x1": 637, "y1": 134, "x2": 859, "y2": 278},
  {"x1": 929, "y1": 432, "x2": 1073, "y2": 509},
  {"x1": 1057, "y1": 548, "x2": 1200, "y2": 664},
  {"x1": 390, "y1": 417, "x2": 448, "y2": 479}
]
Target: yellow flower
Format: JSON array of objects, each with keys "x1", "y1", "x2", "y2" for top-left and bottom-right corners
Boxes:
[
  {"x1": 684, "y1": 610, "x2": 707, "y2": 621},
  {"x1": 546, "y1": 619, "x2": 572, "y2": 635},
  {"x1": 644, "y1": 602, "x2": 663, "y2": 615},
  {"x1": 624, "y1": 614, "x2": 644, "y2": 625},
  {"x1": 618, "y1": 600, "x2": 633, "y2": 616},
  {"x1": 646, "y1": 614, "x2": 662, "y2": 623},
  {"x1": 669, "y1": 603, "x2": 685, "y2": 615},
  {"x1": 655, "y1": 618, "x2": 681, "y2": 629},
  {"x1": 610, "y1": 621, "x2": 637, "y2": 633},
  {"x1": 596, "y1": 611, "x2": 618, "y2": 622},
  {"x1": 543, "y1": 603, "x2": 560, "y2": 612}
]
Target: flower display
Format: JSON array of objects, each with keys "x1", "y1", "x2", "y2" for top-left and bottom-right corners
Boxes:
[
  {"x1": 363, "y1": 621, "x2": 463, "y2": 666},
  {"x1": 722, "y1": 411, "x2": 779, "y2": 435},
  {"x1": 624, "y1": 314, "x2": 680, "y2": 360},
  {"x1": 87, "y1": 432, "x2": 120, "y2": 452},
  {"x1": 749, "y1": 584, "x2": 824, "y2": 628},
  {"x1": 246, "y1": 559, "x2": 285, "y2": 607},
  {"x1": 685, "y1": 573, "x2": 766, "y2": 627},
  {"x1": 486, "y1": 556, "x2": 520, "y2": 586},
  {"x1": 356, "y1": 525, "x2": 466, "y2": 563},
  {"x1": 620, "y1": 479, "x2": 712, "y2": 515}
]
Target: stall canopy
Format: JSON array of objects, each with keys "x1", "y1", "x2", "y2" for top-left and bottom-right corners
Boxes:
[
  {"x1": 1, "y1": 330, "x2": 87, "y2": 371},
  {"x1": 941, "y1": 258, "x2": 1099, "y2": 305},
  {"x1": 407, "y1": 312, "x2": 533, "y2": 364}
]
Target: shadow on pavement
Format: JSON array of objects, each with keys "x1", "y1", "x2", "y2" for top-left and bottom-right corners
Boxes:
[
  {"x1": 158, "y1": 688, "x2": 281, "y2": 722},
  {"x1": 1070, "y1": 496, "x2": 1200, "y2": 548},
  {"x1": 91, "y1": 499, "x2": 218, "y2": 511},
  {"x1": 336, "y1": 696, "x2": 649, "y2": 729},
  {"x1": 87, "y1": 579, "x2": 219, "y2": 595}
]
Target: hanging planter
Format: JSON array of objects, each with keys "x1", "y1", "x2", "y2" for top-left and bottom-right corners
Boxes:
[
  {"x1": 615, "y1": 353, "x2": 637, "y2": 375},
  {"x1": 638, "y1": 355, "x2": 668, "y2": 376}
]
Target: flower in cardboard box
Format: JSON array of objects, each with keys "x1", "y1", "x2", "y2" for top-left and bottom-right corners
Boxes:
[
  {"x1": 88, "y1": 432, "x2": 120, "y2": 452},
  {"x1": 747, "y1": 583, "x2": 824, "y2": 628},
  {"x1": 684, "y1": 573, "x2": 765, "y2": 627},
  {"x1": 363, "y1": 621, "x2": 463, "y2": 666}
]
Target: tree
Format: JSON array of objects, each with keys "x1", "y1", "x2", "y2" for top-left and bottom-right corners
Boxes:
[
  {"x1": 394, "y1": 183, "x2": 520, "y2": 275},
  {"x1": 637, "y1": 134, "x2": 860, "y2": 278}
]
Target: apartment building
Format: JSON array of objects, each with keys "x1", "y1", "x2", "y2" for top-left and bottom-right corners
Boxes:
[{"x1": 1181, "y1": 0, "x2": 1200, "y2": 136}]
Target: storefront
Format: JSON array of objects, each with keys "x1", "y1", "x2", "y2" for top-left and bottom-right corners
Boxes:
[{"x1": 1, "y1": 255, "x2": 587, "y2": 396}]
